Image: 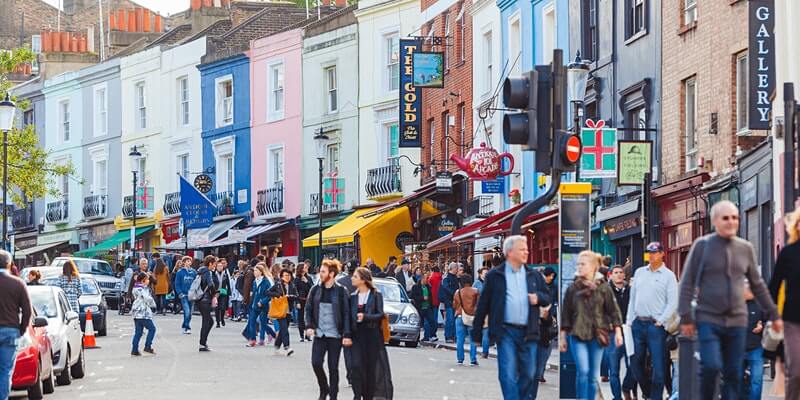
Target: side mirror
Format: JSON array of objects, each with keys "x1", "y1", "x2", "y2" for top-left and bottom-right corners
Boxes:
[
  {"x1": 65, "y1": 311, "x2": 79, "y2": 322},
  {"x1": 33, "y1": 316, "x2": 49, "y2": 328}
]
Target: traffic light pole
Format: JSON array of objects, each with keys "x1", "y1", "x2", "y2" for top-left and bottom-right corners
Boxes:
[{"x1": 511, "y1": 171, "x2": 562, "y2": 235}]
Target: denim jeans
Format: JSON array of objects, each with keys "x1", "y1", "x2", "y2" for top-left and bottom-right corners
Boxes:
[
  {"x1": 132, "y1": 318, "x2": 156, "y2": 352},
  {"x1": 631, "y1": 319, "x2": 667, "y2": 399},
  {"x1": 536, "y1": 342, "x2": 552, "y2": 381},
  {"x1": 420, "y1": 307, "x2": 436, "y2": 340},
  {"x1": 444, "y1": 306, "x2": 456, "y2": 340},
  {"x1": 741, "y1": 347, "x2": 764, "y2": 400},
  {"x1": 605, "y1": 331, "x2": 636, "y2": 400},
  {"x1": 570, "y1": 335, "x2": 604, "y2": 400},
  {"x1": 497, "y1": 325, "x2": 538, "y2": 400},
  {"x1": 180, "y1": 295, "x2": 193, "y2": 330},
  {"x1": 455, "y1": 317, "x2": 477, "y2": 363},
  {"x1": 697, "y1": 322, "x2": 747, "y2": 400},
  {"x1": 245, "y1": 305, "x2": 274, "y2": 341},
  {"x1": 481, "y1": 327, "x2": 490, "y2": 356},
  {"x1": 0, "y1": 326, "x2": 20, "y2": 400}
]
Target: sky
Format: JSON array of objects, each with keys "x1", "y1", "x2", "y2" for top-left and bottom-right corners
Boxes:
[{"x1": 44, "y1": 0, "x2": 190, "y2": 16}]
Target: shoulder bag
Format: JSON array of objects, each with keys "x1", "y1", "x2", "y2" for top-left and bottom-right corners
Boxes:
[
  {"x1": 268, "y1": 284, "x2": 290, "y2": 319},
  {"x1": 458, "y1": 289, "x2": 475, "y2": 327}
]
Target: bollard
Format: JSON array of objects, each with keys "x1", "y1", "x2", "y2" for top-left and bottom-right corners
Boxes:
[{"x1": 678, "y1": 334, "x2": 700, "y2": 399}]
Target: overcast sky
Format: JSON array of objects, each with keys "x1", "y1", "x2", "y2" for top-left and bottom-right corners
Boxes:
[{"x1": 44, "y1": 0, "x2": 190, "y2": 16}]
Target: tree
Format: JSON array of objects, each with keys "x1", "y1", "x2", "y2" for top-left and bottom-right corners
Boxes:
[{"x1": 0, "y1": 48, "x2": 77, "y2": 207}]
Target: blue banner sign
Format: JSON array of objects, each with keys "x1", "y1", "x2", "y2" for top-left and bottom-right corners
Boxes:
[
  {"x1": 180, "y1": 175, "x2": 215, "y2": 229},
  {"x1": 399, "y1": 38, "x2": 422, "y2": 147},
  {"x1": 481, "y1": 177, "x2": 505, "y2": 194}
]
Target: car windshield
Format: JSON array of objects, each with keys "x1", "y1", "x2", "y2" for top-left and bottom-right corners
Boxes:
[
  {"x1": 42, "y1": 278, "x2": 101, "y2": 295},
  {"x1": 28, "y1": 290, "x2": 58, "y2": 318},
  {"x1": 56, "y1": 259, "x2": 114, "y2": 276},
  {"x1": 376, "y1": 282, "x2": 409, "y2": 303}
]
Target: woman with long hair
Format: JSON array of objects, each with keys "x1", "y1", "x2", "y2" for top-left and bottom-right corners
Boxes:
[
  {"x1": 152, "y1": 259, "x2": 170, "y2": 315},
  {"x1": 244, "y1": 263, "x2": 276, "y2": 346},
  {"x1": 26, "y1": 269, "x2": 42, "y2": 286},
  {"x1": 197, "y1": 255, "x2": 218, "y2": 352},
  {"x1": 213, "y1": 260, "x2": 232, "y2": 328},
  {"x1": 350, "y1": 267, "x2": 394, "y2": 400},
  {"x1": 769, "y1": 207, "x2": 800, "y2": 399},
  {"x1": 267, "y1": 268, "x2": 298, "y2": 356},
  {"x1": 131, "y1": 272, "x2": 157, "y2": 356},
  {"x1": 294, "y1": 263, "x2": 312, "y2": 342},
  {"x1": 59, "y1": 261, "x2": 82, "y2": 312},
  {"x1": 560, "y1": 250, "x2": 623, "y2": 400}
]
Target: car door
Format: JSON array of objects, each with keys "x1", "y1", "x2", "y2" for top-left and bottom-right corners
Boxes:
[{"x1": 59, "y1": 292, "x2": 82, "y2": 364}]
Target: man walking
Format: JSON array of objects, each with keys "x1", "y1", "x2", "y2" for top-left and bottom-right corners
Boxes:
[
  {"x1": 174, "y1": 256, "x2": 197, "y2": 334},
  {"x1": 439, "y1": 263, "x2": 460, "y2": 343},
  {"x1": 472, "y1": 235, "x2": 550, "y2": 400},
  {"x1": 0, "y1": 249, "x2": 31, "y2": 400},
  {"x1": 607, "y1": 265, "x2": 636, "y2": 400},
  {"x1": 626, "y1": 242, "x2": 678, "y2": 400},
  {"x1": 306, "y1": 260, "x2": 352, "y2": 400},
  {"x1": 678, "y1": 200, "x2": 782, "y2": 400},
  {"x1": 395, "y1": 258, "x2": 414, "y2": 293}
]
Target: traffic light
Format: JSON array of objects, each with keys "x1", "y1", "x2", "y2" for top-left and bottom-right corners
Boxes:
[
  {"x1": 502, "y1": 67, "x2": 553, "y2": 173},
  {"x1": 552, "y1": 130, "x2": 581, "y2": 172}
]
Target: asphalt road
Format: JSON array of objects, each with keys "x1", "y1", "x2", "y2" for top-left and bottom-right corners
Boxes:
[{"x1": 23, "y1": 312, "x2": 559, "y2": 400}]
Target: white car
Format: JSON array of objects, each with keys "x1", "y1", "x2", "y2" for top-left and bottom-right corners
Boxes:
[{"x1": 26, "y1": 285, "x2": 86, "y2": 386}]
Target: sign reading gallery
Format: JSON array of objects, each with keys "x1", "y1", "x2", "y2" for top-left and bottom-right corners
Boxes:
[
  {"x1": 399, "y1": 38, "x2": 423, "y2": 147},
  {"x1": 748, "y1": 0, "x2": 774, "y2": 130}
]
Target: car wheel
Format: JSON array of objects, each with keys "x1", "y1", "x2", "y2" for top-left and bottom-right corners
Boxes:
[
  {"x1": 388, "y1": 339, "x2": 400, "y2": 347},
  {"x1": 71, "y1": 345, "x2": 86, "y2": 379},
  {"x1": 27, "y1": 365, "x2": 44, "y2": 400},
  {"x1": 56, "y1": 348, "x2": 72, "y2": 385},
  {"x1": 42, "y1": 359, "x2": 55, "y2": 394},
  {"x1": 406, "y1": 340, "x2": 419, "y2": 348}
]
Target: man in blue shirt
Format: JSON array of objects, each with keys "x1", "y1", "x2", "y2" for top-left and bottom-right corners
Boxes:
[
  {"x1": 174, "y1": 256, "x2": 197, "y2": 334},
  {"x1": 472, "y1": 235, "x2": 550, "y2": 400}
]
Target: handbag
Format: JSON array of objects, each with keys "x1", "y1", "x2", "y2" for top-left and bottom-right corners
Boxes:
[
  {"x1": 381, "y1": 314, "x2": 391, "y2": 343},
  {"x1": 457, "y1": 290, "x2": 475, "y2": 327},
  {"x1": 268, "y1": 284, "x2": 289, "y2": 319},
  {"x1": 596, "y1": 327, "x2": 610, "y2": 347}
]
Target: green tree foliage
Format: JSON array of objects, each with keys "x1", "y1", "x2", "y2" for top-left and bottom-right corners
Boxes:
[{"x1": 0, "y1": 48, "x2": 76, "y2": 206}]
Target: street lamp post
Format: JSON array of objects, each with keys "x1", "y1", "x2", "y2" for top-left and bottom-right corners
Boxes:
[
  {"x1": 566, "y1": 52, "x2": 591, "y2": 180},
  {"x1": 314, "y1": 128, "x2": 329, "y2": 265},
  {"x1": 129, "y1": 146, "x2": 142, "y2": 261},
  {"x1": 0, "y1": 94, "x2": 18, "y2": 252}
]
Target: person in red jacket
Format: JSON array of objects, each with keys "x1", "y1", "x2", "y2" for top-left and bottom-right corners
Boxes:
[{"x1": 428, "y1": 265, "x2": 443, "y2": 342}]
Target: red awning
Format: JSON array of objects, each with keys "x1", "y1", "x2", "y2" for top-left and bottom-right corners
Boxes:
[
  {"x1": 477, "y1": 208, "x2": 559, "y2": 238},
  {"x1": 450, "y1": 203, "x2": 526, "y2": 242},
  {"x1": 425, "y1": 232, "x2": 456, "y2": 251}
]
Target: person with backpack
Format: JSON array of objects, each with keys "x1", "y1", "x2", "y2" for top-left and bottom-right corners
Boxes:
[
  {"x1": 267, "y1": 268, "x2": 298, "y2": 356},
  {"x1": 195, "y1": 255, "x2": 218, "y2": 352},
  {"x1": 175, "y1": 256, "x2": 197, "y2": 334}
]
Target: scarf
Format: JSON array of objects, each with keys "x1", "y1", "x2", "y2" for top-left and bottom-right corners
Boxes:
[{"x1": 574, "y1": 276, "x2": 599, "y2": 299}]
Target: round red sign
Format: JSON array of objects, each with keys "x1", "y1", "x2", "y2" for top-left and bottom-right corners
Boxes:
[{"x1": 565, "y1": 135, "x2": 582, "y2": 163}]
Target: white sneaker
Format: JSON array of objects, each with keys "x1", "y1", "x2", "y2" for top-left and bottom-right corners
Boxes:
[{"x1": 286, "y1": 348, "x2": 294, "y2": 357}]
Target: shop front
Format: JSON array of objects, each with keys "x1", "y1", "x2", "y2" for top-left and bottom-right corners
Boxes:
[
  {"x1": 158, "y1": 216, "x2": 244, "y2": 255},
  {"x1": 111, "y1": 210, "x2": 165, "y2": 261},
  {"x1": 16, "y1": 229, "x2": 79, "y2": 267},
  {"x1": 477, "y1": 208, "x2": 559, "y2": 267},
  {"x1": 596, "y1": 198, "x2": 644, "y2": 268},
  {"x1": 737, "y1": 139, "x2": 773, "y2": 280}
]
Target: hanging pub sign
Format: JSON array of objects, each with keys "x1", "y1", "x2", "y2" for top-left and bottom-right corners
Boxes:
[
  {"x1": 450, "y1": 142, "x2": 514, "y2": 181},
  {"x1": 436, "y1": 171, "x2": 453, "y2": 194},
  {"x1": 749, "y1": 0, "x2": 774, "y2": 130},
  {"x1": 413, "y1": 52, "x2": 444, "y2": 88},
  {"x1": 438, "y1": 216, "x2": 457, "y2": 237},
  {"x1": 617, "y1": 140, "x2": 653, "y2": 186},
  {"x1": 399, "y1": 38, "x2": 423, "y2": 147}
]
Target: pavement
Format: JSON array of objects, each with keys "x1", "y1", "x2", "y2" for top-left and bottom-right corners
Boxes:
[
  {"x1": 420, "y1": 340, "x2": 560, "y2": 372},
  {"x1": 21, "y1": 312, "x2": 559, "y2": 400}
]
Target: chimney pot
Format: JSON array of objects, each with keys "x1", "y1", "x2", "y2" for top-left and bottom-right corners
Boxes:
[
  {"x1": 108, "y1": 11, "x2": 116, "y2": 30},
  {"x1": 52, "y1": 32, "x2": 61, "y2": 52},
  {"x1": 203, "y1": 0, "x2": 213, "y2": 8},
  {"x1": 191, "y1": 0, "x2": 201, "y2": 10},
  {"x1": 41, "y1": 31, "x2": 51, "y2": 52},
  {"x1": 335, "y1": 0, "x2": 346, "y2": 7},
  {"x1": 135, "y1": 8, "x2": 144, "y2": 32},
  {"x1": 71, "y1": 34, "x2": 78, "y2": 52},
  {"x1": 79, "y1": 35, "x2": 87, "y2": 52},
  {"x1": 117, "y1": 10, "x2": 126, "y2": 31},
  {"x1": 154, "y1": 15, "x2": 162, "y2": 32},
  {"x1": 61, "y1": 32, "x2": 70, "y2": 52},
  {"x1": 128, "y1": 10, "x2": 137, "y2": 32},
  {"x1": 142, "y1": 9, "x2": 151, "y2": 32}
]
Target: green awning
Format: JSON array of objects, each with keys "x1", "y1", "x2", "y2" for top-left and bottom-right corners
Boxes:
[{"x1": 74, "y1": 226, "x2": 154, "y2": 257}]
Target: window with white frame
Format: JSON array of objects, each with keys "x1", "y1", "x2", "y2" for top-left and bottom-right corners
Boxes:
[
  {"x1": 429, "y1": 119, "x2": 436, "y2": 165},
  {"x1": 269, "y1": 63, "x2": 285, "y2": 119},
  {"x1": 444, "y1": 14, "x2": 452, "y2": 71},
  {"x1": 59, "y1": 101, "x2": 70, "y2": 142},
  {"x1": 386, "y1": 124, "x2": 399, "y2": 164},
  {"x1": 269, "y1": 147, "x2": 284, "y2": 185},
  {"x1": 484, "y1": 31, "x2": 493, "y2": 94},
  {"x1": 684, "y1": 78, "x2": 697, "y2": 171},
  {"x1": 736, "y1": 53, "x2": 748, "y2": 133},
  {"x1": 135, "y1": 82, "x2": 146, "y2": 129},
  {"x1": 60, "y1": 173, "x2": 69, "y2": 199},
  {"x1": 325, "y1": 66, "x2": 338, "y2": 113},
  {"x1": 443, "y1": 112, "x2": 450, "y2": 157},
  {"x1": 137, "y1": 157, "x2": 147, "y2": 186},
  {"x1": 626, "y1": 0, "x2": 646, "y2": 39},
  {"x1": 326, "y1": 143, "x2": 340, "y2": 175},
  {"x1": 178, "y1": 77, "x2": 190, "y2": 126},
  {"x1": 94, "y1": 87, "x2": 107, "y2": 136},
  {"x1": 93, "y1": 159, "x2": 108, "y2": 194},
  {"x1": 385, "y1": 34, "x2": 400, "y2": 92},
  {"x1": 177, "y1": 153, "x2": 189, "y2": 187},
  {"x1": 216, "y1": 77, "x2": 233, "y2": 127},
  {"x1": 683, "y1": 0, "x2": 697, "y2": 26},
  {"x1": 542, "y1": 5, "x2": 556, "y2": 64},
  {"x1": 31, "y1": 35, "x2": 41, "y2": 53},
  {"x1": 458, "y1": 6, "x2": 466, "y2": 62},
  {"x1": 459, "y1": 104, "x2": 466, "y2": 156},
  {"x1": 509, "y1": 15, "x2": 521, "y2": 75},
  {"x1": 223, "y1": 156, "x2": 234, "y2": 193}
]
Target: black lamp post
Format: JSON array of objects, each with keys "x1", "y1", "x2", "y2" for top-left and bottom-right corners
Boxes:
[
  {"x1": 567, "y1": 52, "x2": 591, "y2": 134},
  {"x1": 0, "y1": 94, "x2": 17, "y2": 252},
  {"x1": 129, "y1": 145, "x2": 142, "y2": 261},
  {"x1": 314, "y1": 128, "x2": 329, "y2": 264}
]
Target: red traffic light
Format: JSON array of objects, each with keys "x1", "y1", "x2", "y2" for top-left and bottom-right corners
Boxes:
[{"x1": 564, "y1": 135, "x2": 581, "y2": 164}]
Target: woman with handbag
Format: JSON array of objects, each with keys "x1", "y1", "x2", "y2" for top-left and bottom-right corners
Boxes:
[
  {"x1": 452, "y1": 274, "x2": 479, "y2": 366},
  {"x1": 350, "y1": 267, "x2": 394, "y2": 400},
  {"x1": 560, "y1": 250, "x2": 623, "y2": 400},
  {"x1": 267, "y1": 268, "x2": 298, "y2": 356}
]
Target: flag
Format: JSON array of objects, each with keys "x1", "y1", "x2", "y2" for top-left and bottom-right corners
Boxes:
[
  {"x1": 579, "y1": 120, "x2": 617, "y2": 179},
  {"x1": 180, "y1": 175, "x2": 215, "y2": 229}
]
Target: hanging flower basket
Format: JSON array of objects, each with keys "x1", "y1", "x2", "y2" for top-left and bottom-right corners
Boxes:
[{"x1": 508, "y1": 189, "x2": 521, "y2": 205}]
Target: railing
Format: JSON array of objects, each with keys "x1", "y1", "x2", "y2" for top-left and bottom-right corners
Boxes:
[
  {"x1": 211, "y1": 191, "x2": 235, "y2": 216},
  {"x1": 365, "y1": 159, "x2": 402, "y2": 200},
  {"x1": 256, "y1": 182, "x2": 284, "y2": 217},
  {"x1": 12, "y1": 204, "x2": 34, "y2": 231},
  {"x1": 46, "y1": 198, "x2": 69, "y2": 223},
  {"x1": 82, "y1": 194, "x2": 107, "y2": 220},
  {"x1": 465, "y1": 195, "x2": 495, "y2": 219},
  {"x1": 309, "y1": 193, "x2": 342, "y2": 215},
  {"x1": 163, "y1": 191, "x2": 181, "y2": 217}
]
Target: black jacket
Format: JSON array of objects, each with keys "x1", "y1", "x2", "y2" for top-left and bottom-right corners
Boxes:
[
  {"x1": 294, "y1": 276, "x2": 313, "y2": 303},
  {"x1": 395, "y1": 271, "x2": 408, "y2": 292},
  {"x1": 609, "y1": 282, "x2": 630, "y2": 322},
  {"x1": 438, "y1": 274, "x2": 459, "y2": 308},
  {"x1": 197, "y1": 267, "x2": 216, "y2": 303},
  {"x1": 267, "y1": 279, "x2": 298, "y2": 300},
  {"x1": 409, "y1": 283, "x2": 432, "y2": 311},
  {"x1": 212, "y1": 270, "x2": 231, "y2": 298},
  {"x1": 305, "y1": 283, "x2": 352, "y2": 338},
  {"x1": 746, "y1": 300, "x2": 767, "y2": 351},
  {"x1": 350, "y1": 290, "x2": 385, "y2": 329}
]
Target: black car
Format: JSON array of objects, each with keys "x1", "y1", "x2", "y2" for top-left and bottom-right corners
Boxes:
[{"x1": 42, "y1": 276, "x2": 108, "y2": 337}]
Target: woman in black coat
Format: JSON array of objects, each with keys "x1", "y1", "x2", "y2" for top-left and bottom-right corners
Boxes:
[
  {"x1": 213, "y1": 261, "x2": 232, "y2": 328},
  {"x1": 293, "y1": 263, "x2": 313, "y2": 341},
  {"x1": 350, "y1": 267, "x2": 393, "y2": 400}
]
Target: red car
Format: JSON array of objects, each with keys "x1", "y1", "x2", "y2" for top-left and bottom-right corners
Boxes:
[{"x1": 11, "y1": 313, "x2": 55, "y2": 400}]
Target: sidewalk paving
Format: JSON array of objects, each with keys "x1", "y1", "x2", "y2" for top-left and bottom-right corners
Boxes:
[{"x1": 420, "y1": 339, "x2": 560, "y2": 371}]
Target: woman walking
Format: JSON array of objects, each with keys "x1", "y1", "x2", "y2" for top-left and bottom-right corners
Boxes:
[
  {"x1": 245, "y1": 264, "x2": 276, "y2": 346},
  {"x1": 152, "y1": 259, "x2": 170, "y2": 315},
  {"x1": 131, "y1": 272, "x2": 157, "y2": 356},
  {"x1": 294, "y1": 263, "x2": 312, "y2": 342},
  {"x1": 197, "y1": 255, "x2": 218, "y2": 352},
  {"x1": 770, "y1": 208, "x2": 800, "y2": 399},
  {"x1": 213, "y1": 261, "x2": 231, "y2": 328},
  {"x1": 452, "y1": 274, "x2": 479, "y2": 366},
  {"x1": 26, "y1": 270, "x2": 42, "y2": 286},
  {"x1": 58, "y1": 260, "x2": 82, "y2": 312},
  {"x1": 560, "y1": 250, "x2": 623, "y2": 400},
  {"x1": 267, "y1": 268, "x2": 297, "y2": 356},
  {"x1": 350, "y1": 267, "x2": 393, "y2": 400}
]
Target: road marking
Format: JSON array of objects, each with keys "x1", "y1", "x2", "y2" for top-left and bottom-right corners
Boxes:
[
  {"x1": 89, "y1": 372, "x2": 96, "y2": 377},
  {"x1": 449, "y1": 380, "x2": 455, "y2": 385},
  {"x1": 80, "y1": 391, "x2": 107, "y2": 397},
  {"x1": 96, "y1": 378, "x2": 117, "y2": 383},
  {"x1": 104, "y1": 365, "x2": 124, "y2": 371}
]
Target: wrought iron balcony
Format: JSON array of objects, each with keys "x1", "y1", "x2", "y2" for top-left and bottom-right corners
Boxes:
[
  {"x1": 12, "y1": 204, "x2": 34, "y2": 231},
  {"x1": 163, "y1": 192, "x2": 181, "y2": 217},
  {"x1": 122, "y1": 195, "x2": 147, "y2": 218},
  {"x1": 256, "y1": 182, "x2": 284, "y2": 217},
  {"x1": 365, "y1": 160, "x2": 402, "y2": 201},
  {"x1": 46, "y1": 198, "x2": 69, "y2": 224},
  {"x1": 309, "y1": 193, "x2": 342, "y2": 215},
  {"x1": 82, "y1": 194, "x2": 107, "y2": 220},
  {"x1": 466, "y1": 195, "x2": 495, "y2": 219},
  {"x1": 211, "y1": 191, "x2": 235, "y2": 216}
]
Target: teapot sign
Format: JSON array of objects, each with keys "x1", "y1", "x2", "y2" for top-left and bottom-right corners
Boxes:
[{"x1": 450, "y1": 142, "x2": 514, "y2": 181}]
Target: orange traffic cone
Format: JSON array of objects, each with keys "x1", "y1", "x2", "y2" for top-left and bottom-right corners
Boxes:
[{"x1": 83, "y1": 309, "x2": 98, "y2": 349}]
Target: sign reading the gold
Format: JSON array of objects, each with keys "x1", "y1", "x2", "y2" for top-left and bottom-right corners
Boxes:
[{"x1": 399, "y1": 38, "x2": 422, "y2": 147}]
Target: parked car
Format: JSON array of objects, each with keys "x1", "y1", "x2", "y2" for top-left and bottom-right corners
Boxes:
[
  {"x1": 41, "y1": 276, "x2": 108, "y2": 337},
  {"x1": 27, "y1": 285, "x2": 86, "y2": 386},
  {"x1": 51, "y1": 257, "x2": 122, "y2": 309},
  {"x1": 374, "y1": 277, "x2": 420, "y2": 348},
  {"x1": 11, "y1": 312, "x2": 55, "y2": 400}
]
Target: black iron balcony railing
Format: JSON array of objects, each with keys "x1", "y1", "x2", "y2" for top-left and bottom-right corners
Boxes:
[
  {"x1": 211, "y1": 191, "x2": 235, "y2": 216},
  {"x1": 46, "y1": 197, "x2": 69, "y2": 224},
  {"x1": 309, "y1": 193, "x2": 342, "y2": 215},
  {"x1": 12, "y1": 204, "x2": 34, "y2": 231},
  {"x1": 82, "y1": 194, "x2": 107, "y2": 220},
  {"x1": 163, "y1": 191, "x2": 181, "y2": 217},
  {"x1": 465, "y1": 195, "x2": 495, "y2": 219},
  {"x1": 256, "y1": 182, "x2": 284, "y2": 217},
  {"x1": 365, "y1": 159, "x2": 402, "y2": 200}
]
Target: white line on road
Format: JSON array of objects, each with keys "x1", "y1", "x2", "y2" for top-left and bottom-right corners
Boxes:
[
  {"x1": 104, "y1": 365, "x2": 124, "y2": 371},
  {"x1": 79, "y1": 391, "x2": 108, "y2": 397},
  {"x1": 96, "y1": 378, "x2": 117, "y2": 383}
]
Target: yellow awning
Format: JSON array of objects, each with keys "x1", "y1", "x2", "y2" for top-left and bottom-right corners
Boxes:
[{"x1": 302, "y1": 207, "x2": 386, "y2": 247}]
